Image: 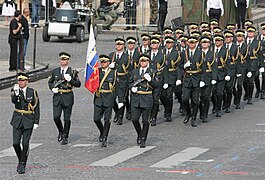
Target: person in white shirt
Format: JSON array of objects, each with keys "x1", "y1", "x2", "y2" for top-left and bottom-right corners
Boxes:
[
  {"x1": 206, "y1": 0, "x2": 224, "y2": 23},
  {"x1": 234, "y1": 0, "x2": 250, "y2": 29}
]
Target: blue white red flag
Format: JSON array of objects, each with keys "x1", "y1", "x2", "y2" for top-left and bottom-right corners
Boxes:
[{"x1": 85, "y1": 24, "x2": 99, "y2": 93}]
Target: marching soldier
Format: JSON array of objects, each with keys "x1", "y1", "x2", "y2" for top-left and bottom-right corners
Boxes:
[
  {"x1": 129, "y1": 54, "x2": 158, "y2": 148},
  {"x1": 233, "y1": 29, "x2": 248, "y2": 109},
  {"x1": 152, "y1": 32, "x2": 165, "y2": 54},
  {"x1": 140, "y1": 33, "x2": 151, "y2": 54},
  {"x1": 11, "y1": 72, "x2": 40, "y2": 174},
  {"x1": 188, "y1": 23, "x2": 199, "y2": 34},
  {"x1": 161, "y1": 36, "x2": 181, "y2": 122},
  {"x1": 48, "y1": 52, "x2": 81, "y2": 145},
  {"x1": 148, "y1": 36, "x2": 166, "y2": 126},
  {"x1": 211, "y1": 35, "x2": 229, "y2": 117},
  {"x1": 93, "y1": 55, "x2": 117, "y2": 147},
  {"x1": 210, "y1": 19, "x2": 219, "y2": 34},
  {"x1": 180, "y1": 36, "x2": 205, "y2": 127},
  {"x1": 259, "y1": 23, "x2": 265, "y2": 99},
  {"x1": 199, "y1": 36, "x2": 217, "y2": 123},
  {"x1": 244, "y1": 26, "x2": 261, "y2": 104},
  {"x1": 200, "y1": 22, "x2": 210, "y2": 31},
  {"x1": 174, "y1": 27, "x2": 184, "y2": 51},
  {"x1": 109, "y1": 38, "x2": 130, "y2": 125},
  {"x1": 223, "y1": 31, "x2": 239, "y2": 113}
]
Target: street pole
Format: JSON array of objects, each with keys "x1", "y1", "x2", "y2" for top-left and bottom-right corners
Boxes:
[
  {"x1": 33, "y1": 25, "x2": 37, "y2": 69},
  {"x1": 45, "y1": 0, "x2": 50, "y2": 23}
]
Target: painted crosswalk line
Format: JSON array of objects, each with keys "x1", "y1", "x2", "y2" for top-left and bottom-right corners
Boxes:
[{"x1": 0, "y1": 143, "x2": 42, "y2": 158}]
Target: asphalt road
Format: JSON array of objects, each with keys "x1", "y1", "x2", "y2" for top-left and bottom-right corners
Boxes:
[{"x1": 0, "y1": 27, "x2": 265, "y2": 180}]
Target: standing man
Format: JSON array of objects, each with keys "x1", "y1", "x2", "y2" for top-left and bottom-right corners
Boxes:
[
  {"x1": 11, "y1": 72, "x2": 40, "y2": 174},
  {"x1": 93, "y1": 55, "x2": 117, "y2": 147},
  {"x1": 130, "y1": 54, "x2": 158, "y2": 148},
  {"x1": 124, "y1": 0, "x2": 137, "y2": 30},
  {"x1": 48, "y1": 52, "x2": 81, "y2": 145},
  {"x1": 31, "y1": 0, "x2": 42, "y2": 27},
  {"x1": 180, "y1": 36, "x2": 205, "y2": 127},
  {"x1": 149, "y1": 0, "x2": 158, "y2": 25},
  {"x1": 158, "y1": 0, "x2": 168, "y2": 32},
  {"x1": 206, "y1": 0, "x2": 224, "y2": 23},
  {"x1": 234, "y1": 0, "x2": 250, "y2": 29},
  {"x1": 18, "y1": 8, "x2": 30, "y2": 71},
  {"x1": 109, "y1": 38, "x2": 130, "y2": 125},
  {"x1": 8, "y1": 10, "x2": 22, "y2": 72}
]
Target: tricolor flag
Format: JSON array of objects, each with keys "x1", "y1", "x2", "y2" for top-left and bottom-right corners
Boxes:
[{"x1": 85, "y1": 24, "x2": 99, "y2": 93}]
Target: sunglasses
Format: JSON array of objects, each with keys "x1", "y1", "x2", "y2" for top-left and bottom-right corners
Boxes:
[
  {"x1": 18, "y1": 79, "x2": 26, "y2": 81},
  {"x1": 61, "y1": 58, "x2": 69, "y2": 60}
]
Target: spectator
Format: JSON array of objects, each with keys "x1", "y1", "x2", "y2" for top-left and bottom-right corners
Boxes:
[
  {"x1": 124, "y1": 0, "x2": 137, "y2": 30},
  {"x1": 207, "y1": 0, "x2": 224, "y2": 23},
  {"x1": 31, "y1": 0, "x2": 42, "y2": 27},
  {"x1": 157, "y1": 0, "x2": 168, "y2": 32},
  {"x1": 2, "y1": 0, "x2": 16, "y2": 26},
  {"x1": 234, "y1": 0, "x2": 250, "y2": 29}
]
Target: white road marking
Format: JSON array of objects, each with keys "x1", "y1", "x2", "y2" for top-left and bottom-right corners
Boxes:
[
  {"x1": 72, "y1": 143, "x2": 98, "y2": 147},
  {"x1": 150, "y1": 147, "x2": 209, "y2": 168},
  {"x1": 90, "y1": 146, "x2": 156, "y2": 167},
  {"x1": 256, "y1": 124, "x2": 265, "y2": 126},
  {"x1": 0, "y1": 143, "x2": 42, "y2": 158}
]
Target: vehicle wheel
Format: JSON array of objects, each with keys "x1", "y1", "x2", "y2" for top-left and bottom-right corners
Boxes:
[
  {"x1": 58, "y1": 36, "x2": 63, "y2": 39},
  {"x1": 42, "y1": 25, "x2": 50, "y2": 42},
  {"x1": 76, "y1": 27, "x2": 84, "y2": 43}
]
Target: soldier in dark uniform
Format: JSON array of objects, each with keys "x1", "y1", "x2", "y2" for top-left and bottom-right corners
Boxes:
[
  {"x1": 244, "y1": 26, "x2": 261, "y2": 104},
  {"x1": 233, "y1": 29, "x2": 248, "y2": 109},
  {"x1": 109, "y1": 38, "x2": 130, "y2": 125},
  {"x1": 174, "y1": 27, "x2": 184, "y2": 51},
  {"x1": 161, "y1": 36, "x2": 181, "y2": 122},
  {"x1": 129, "y1": 54, "x2": 158, "y2": 148},
  {"x1": 48, "y1": 52, "x2": 81, "y2": 145},
  {"x1": 188, "y1": 23, "x2": 199, "y2": 34},
  {"x1": 158, "y1": 0, "x2": 168, "y2": 32},
  {"x1": 180, "y1": 36, "x2": 205, "y2": 127},
  {"x1": 199, "y1": 36, "x2": 217, "y2": 123},
  {"x1": 222, "y1": 31, "x2": 239, "y2": 113},
  {"x1": 200, "y1": 22, "x2": 210, "y2": 31},
  {"x1": 259, "y1": 23, "x2": 265, "y2": 99},
  {"x1": 211, "y1": 35, "x2": 229, "y2": 117},
  {"x1": 140, "y1": 33, "x2": 151, "y2": 54},
  {"x1": 11, "y1": 72, "x2": 40, "y2": 174},
  {"x1": 210, "y1": 19, "x2": 219, "y2": 34},
  {"x1": 93, "y1": 55, "x2": 117, "y2": 147},
  {"x1": 148, "y1": 37, "x2": 166, "y2": 126},
  {"x1": 152, "y1": 32, "x2": 165, "y2": 54}
]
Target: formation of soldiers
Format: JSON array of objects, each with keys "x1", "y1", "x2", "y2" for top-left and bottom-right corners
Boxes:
[{"x1": 94, "y1": 18, "x2": 265, "y2": 147}]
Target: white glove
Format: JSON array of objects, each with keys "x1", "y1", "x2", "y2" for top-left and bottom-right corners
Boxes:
[
  {"x1": 259, "y1": 67, "x2": 265, "y2": 73},
  {"x1": 236, "y1": 74, "x2": 242, "y2": 77},
  {"x1": 118, "y1": 103, "x2": 124, "y2": 109},
  {"x1": 109, "y1": 62, "x2": 115, "y2": 69},
  {"x1": 131, "y1": 87, "x2": 138, "y2": 93},
  {"x1": 163, "y1": 83, "x2": 169, "y2": 89},
  {"x1": 184, "y1": 61, "x2": 191, "y2": 69},
  {"x1": 13, "y1": 84, "x2": 20, "y2": 96},
  {"x1": 64, "y1": 74, "x2": 72, "y2": 82},
  {"x1": 247, "y1": 72, "x2": 252, "y2": 78},
  {"x1": 143, "y1": 73, "x2": 151, "y2": 82},
  {"x1": 225, "y1": 76, "x2": 230, "y2": 81},
  {"x1": 176, "y1": 80, "x2": 182, "y2": 86},
  {"x1": 211, "y1": 80, "x2": 217, "y2": 85},
  {"x1": 33, "y1": 124, "x2": 39, "y2": 129},
  {"x1": 199, "y1": 81, "x2": 205, "y2": 88},
  {"x1": 52, "y1": 87, "x2": 59, "y2": 94}
]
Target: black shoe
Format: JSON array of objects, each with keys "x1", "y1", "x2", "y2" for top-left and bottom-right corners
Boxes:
[
  {"x1": 225, "y1": 107, "x2": 230, "y2": 113},
  {"x1": 140, "y1": 139, "x2": 146, "y2": 148},
  {"x1": 137, "y1": 135, "x2": 141, "y2": 145},
  {"x1": 116, "y1": 117, "x2": 123, "y2": 125},
  {"x1": 261, "y1": 92, "x2": 265, "y2": 99},
  {"x1": 235, "y1": 104, "x2": 241, "y2": 109},
  {"x1": 57, "y1": 132, "x2": 63, "y2": 142},
  {"x1": 101, "y1": 138, "x2": 107, "y2": 147},
  {"x1": 165, "y1": 116, "x2": 171, "y2": 122},
  {"x1": 113, "y1": 114, "x2": 118, "y2": 123},
  {"x1": 222, "y1": 105, "x2": 226, "y2": 110},
  {"x1": 61, "y1": 135, "x2": 68, "y2": 145},
  {"x1": 191, "y1": 118, "x2": 197, "y2": 127},
  {"x1": 99, "y1": 132, "x2": 104, "y2": 142},
  {"x1": 151, "y1": 118, "x2": 157, "y2": 126},
  {"x1": 126, "y1": 112, "x2": 132, "y2": 120},
  {"x1": 247, "y1": 99, "x2": 252, "y2": 104},
  {"x1": 212, "y1": 108, "x2": 217, "y2": 114},
  {"x1": 216, "y1": 110, "x2": 221, "y2": 117},
  {"x1": 243, "y1": 95, "x2": 247, "y2": 101},
  {"x1": 255, "y1": 91, "x2": 260, "y2": 98},
  {"x1": 124, "y1": 27, "x2": 131, "y2": 30},
  {"x1": 202, "y1": 118, "x2": 208, "y2": 123},
  {"x1": 17, "y1": 162, "x2": 25, "y2": 174},
  {"x1": 183, "y1": 116, "x2": 191, "y2": 124}
]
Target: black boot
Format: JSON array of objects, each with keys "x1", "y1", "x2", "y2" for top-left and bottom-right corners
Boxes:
[
  {"x1": 140, "y1": 124, "x2": 149, "y2": 148},
  {"x1": 225, "y1": 106, "x2": 231, "y2": 113},
  {"x1": 57, "y1": 131, "x2": 63, "y2": 142},
  {"x1": 13, "y1": 144, "x2": 21, "y2": 162},
  {"x1": 61, "y1": 134, "x2": 68, "y2": 145},
  {"x1": 113, "y1": 113, "x2": 118, "y2": 123},
  {"x1": 101, "y1": 122, "x2": 111, "y2": 147},
  {"x1": 261, "y1": 91, "x2": 265, "y2": 99},
  {"x1": 126, "y1": 111, "x2": 132, "y2": 120},
  {"x1": 216, "y1": 94, "x2": 222, "y2": 117},
  {"x1": 191, "y1": 104, "x2": 198, "y2": 127},
  {"x1": 94, "y1": 121, "x2": 104, "y2": 142},
  {"x1": 17, "y1": 162, "x2": 26, "y2": 174},
  {"x1": 116, "y1": 115, "x2": 123, "y2": 125},
  {"x1": 151, "y1": 117, "x2": 157, "y2": 126},
  {"x1": 132, "y1": 121, "x2": 142, "y2": 145}
]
